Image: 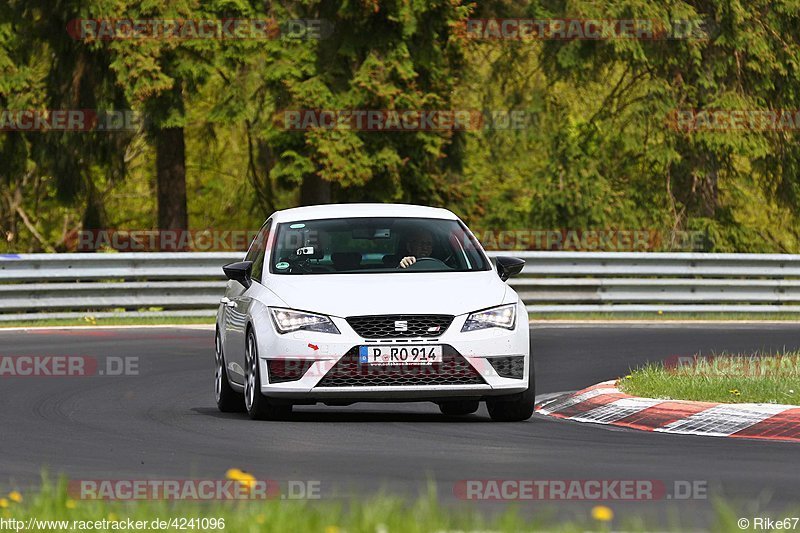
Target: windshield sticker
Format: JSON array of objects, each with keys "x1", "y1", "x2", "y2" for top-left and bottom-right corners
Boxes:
[
  {"x1": 275, "y1": 262, "x2": 290, "y2": 270},
  {"x1": 290, "y1": 223, "x2": 306, "y2": 229}
]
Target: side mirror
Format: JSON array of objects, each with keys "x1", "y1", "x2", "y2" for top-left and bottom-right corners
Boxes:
[
  {"x1": 223, "y1": 261, "x2": 253, "y2": 289},
  {"x1": 495, "y1": 256, "x2": 525, "y2": 282}
]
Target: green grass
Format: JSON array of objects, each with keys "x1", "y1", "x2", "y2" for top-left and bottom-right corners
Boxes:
[
  {"x1": 0, "y1": 479, "x2": 604, "y2": 532},
  {"x1": 528, "y1": 311, "x2": 800, "y2": 321},
  {"x1": 620, "y1": 352, "x2": 800, "y2": 405},
  {"x1": 0, "y1": 479, "x2": 789, "y2": 533},
  {"x1": 0, "y1": 316, "x2": 215, "y2": 328}
]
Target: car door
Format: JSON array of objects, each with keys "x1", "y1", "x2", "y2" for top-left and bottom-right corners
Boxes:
[{"x1": 223, "y1": 220, "x2": 271, "y2": 384}]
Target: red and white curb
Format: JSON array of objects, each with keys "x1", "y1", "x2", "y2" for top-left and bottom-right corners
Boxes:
[{"x1": 535, "y1": 381, "x2": 800, "y2": 443}]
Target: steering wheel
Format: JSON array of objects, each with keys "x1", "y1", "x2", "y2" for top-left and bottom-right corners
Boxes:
[{"x1": 403, "y1": 257, "x2": 449, "y2": 271}]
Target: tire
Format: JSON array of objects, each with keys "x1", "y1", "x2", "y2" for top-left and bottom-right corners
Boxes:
[
  {"x1": 486, "y1": 357, "x2": 535, "y2": 422},
  {"x1": 439, "y1": 400, "x2": 480, "y2": 416},
  {"x1": 215, "y1": 329, "x2": 245, "y2": 413},
  {"x1": 244, "y1": 328, "x2": 293, "y2": 421}
]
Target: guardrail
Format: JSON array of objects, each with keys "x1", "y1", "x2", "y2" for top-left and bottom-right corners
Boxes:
[{"x1": 1, "y1": 251, "x2": 800, "y2": 321}]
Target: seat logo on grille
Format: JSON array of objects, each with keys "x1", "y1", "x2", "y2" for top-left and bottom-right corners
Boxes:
[{"x1": 394, "y1": 320, "x2": 408, "y2": 331}]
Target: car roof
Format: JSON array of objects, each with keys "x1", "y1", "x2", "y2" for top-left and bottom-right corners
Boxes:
[{"x1": 269, "y1": 203, "x2": 459, "y2": 223}]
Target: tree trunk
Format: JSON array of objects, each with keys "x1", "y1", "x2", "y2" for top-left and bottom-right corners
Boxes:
[
  {"x1": 80, "y1": 179, "x2": 105, "y2": 252},
  {"x1": 155, "y1": 126, "x2": 188, "y2": 250},
  {"x1": 300, "y1": 173, "x2": 331, "y2": 206}
]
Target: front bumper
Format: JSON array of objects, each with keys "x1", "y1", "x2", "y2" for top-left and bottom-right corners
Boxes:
[{"x1": 254, "y1": 304, "x2": 530, "y2": 401}]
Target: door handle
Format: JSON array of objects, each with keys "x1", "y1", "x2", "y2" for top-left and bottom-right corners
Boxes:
[{"x1": 220, "y1": 297, "x2": 236, "y2": 308}]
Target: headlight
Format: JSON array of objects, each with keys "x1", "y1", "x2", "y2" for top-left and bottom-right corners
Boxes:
[
  {"x1": 461, "y1": 304, "x2": 516, "y2": 332},
  {"x1": 269, "y1": 308, "x2": 340, "y2": 334}
]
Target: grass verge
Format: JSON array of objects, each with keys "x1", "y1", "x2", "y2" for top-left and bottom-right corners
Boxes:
[
  {"x1": 0, "y1": 479, "x2": 786, "y2": 533},
  {"x1": 0, "y1": 316, "x2": 215, "y2": 328},
  {"x1": 619, "y1": 352, "x2": 800, "y2": 405}
]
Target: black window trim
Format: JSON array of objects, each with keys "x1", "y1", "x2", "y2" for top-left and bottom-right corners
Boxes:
[
  {"x1": 267, "y1": 216, "x2": 492, "y2": 275},
  {"x1": 246, "y1": 218, "x2": 272, "y2": 284}
]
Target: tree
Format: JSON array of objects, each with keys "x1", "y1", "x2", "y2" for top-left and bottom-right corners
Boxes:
[
  {"x1": 2, "y1": 0, "x2": 134, "y2": 250},
  {"x1": 104, "y1": 0, "x2": 213, "y2": 245},
  {"x1": 239, "y1": 0, "x2": 473, "y2": 208},
  {"x1": 528, "y1": 0, "x2": 800, "y2": 250}
]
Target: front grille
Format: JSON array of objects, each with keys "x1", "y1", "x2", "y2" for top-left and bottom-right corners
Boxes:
[
  {"x1": 487, "y1": 356, "x2": 525, "y2": 379},
  {"x1": 346, "y1": 315, "x2": 454, "y2": 338},
  {"x1": 267, "y1": 359, "x2": 315, "y2": 384},
  {"x1": 316, "y1": 346, "x2": 486, "y2": 387}
]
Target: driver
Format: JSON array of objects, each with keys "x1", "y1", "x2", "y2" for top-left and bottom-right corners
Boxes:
[{"x1": 399, "y1": 228, "x2": 435, "y2": 268}]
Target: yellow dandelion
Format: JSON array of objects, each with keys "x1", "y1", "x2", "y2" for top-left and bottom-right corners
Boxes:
[
  {"x1": 624, "y1": 374, "x2": 633, "y2": 380},
  {"x1": 591, "y1": 505, "x2": 614, "y2": 522},
  {"x1": 65, "y1": 499, "x2": 77, "y2": 509},
  {"x1": 226, "y1": 468, "x2": 245, "y2": 480},
  {"x1": 226, "y1": 468, "x2": 257, "y2": 493},
  {"x1": 325, "y1": 526, "x2": 341, "y2": 533},
  {"x1": 7, "y1": 492, "x2": 21, "y2": 504},
  {"x1": 729, "y1": 389, "x2": 741, "y2": 396},
  {"x1": 108, "y1": 512, "x2": 118, "y2": 521},
  {"x1": 0, "y1": 499, "x2": 7, "y2": 509},
  {"x1": 256, "y1": 515, "x2": 266, "y2": 525}
]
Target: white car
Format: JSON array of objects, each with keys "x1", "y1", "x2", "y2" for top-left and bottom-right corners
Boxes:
[{"x1": 215, "y1": 203, "x2": 532, "y2": 421}]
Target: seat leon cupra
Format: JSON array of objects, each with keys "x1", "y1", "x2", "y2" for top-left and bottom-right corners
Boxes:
[{"x1": 215, "y1": 203, "x2": 532, "y2": 421}]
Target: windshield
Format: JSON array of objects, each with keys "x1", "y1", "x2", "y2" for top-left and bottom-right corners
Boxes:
[{"x1": 269, "y1": 217, "x2": 490, "y2": 275}]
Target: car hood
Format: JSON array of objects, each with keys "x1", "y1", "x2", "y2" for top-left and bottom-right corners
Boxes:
[{"x1": 267, "y1": 271, "x2": 509, "y2": 317}]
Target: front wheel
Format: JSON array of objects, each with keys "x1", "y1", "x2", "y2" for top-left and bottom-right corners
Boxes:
[
  {"x1": 486, "y1": 358, "x2": 535, "y2": 422},
  {"x1": 244, "y1": 329, "x2": 292, "y2": 420}
]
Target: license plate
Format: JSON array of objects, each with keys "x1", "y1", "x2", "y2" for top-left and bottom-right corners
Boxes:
[{"x1": 359, "y1": 345, "x2": 442, "y2": 366}]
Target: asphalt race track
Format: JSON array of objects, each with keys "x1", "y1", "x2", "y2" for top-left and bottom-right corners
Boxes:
[{"x1": 1, "y1": 324, "x2": 798, "y2": 525}]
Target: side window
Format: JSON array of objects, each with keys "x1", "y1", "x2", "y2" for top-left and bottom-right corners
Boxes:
[{"x1": 245, "y1": 220, "x2": 271, "y2": 283}]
